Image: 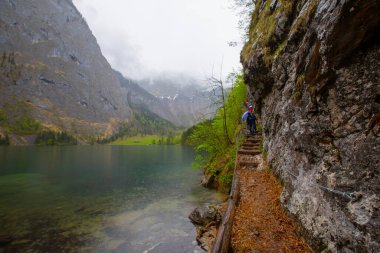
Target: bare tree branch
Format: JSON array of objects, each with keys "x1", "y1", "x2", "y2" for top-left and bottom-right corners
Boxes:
[{"x1": 205, "y1": 74, "x2": 233, "y2": 145}]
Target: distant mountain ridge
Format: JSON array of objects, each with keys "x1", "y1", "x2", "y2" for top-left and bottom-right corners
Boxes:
[
  {"x1": 0, "y1": 0, "x2": 215, "y2": 143},
  {"x1": 134, "y1": 75, "x2": 216, "y2": 126}
]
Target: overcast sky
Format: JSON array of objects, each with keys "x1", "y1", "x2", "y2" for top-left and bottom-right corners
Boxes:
[{"x1": 72, "y1": 0, "x2": 242, "y2": 81}]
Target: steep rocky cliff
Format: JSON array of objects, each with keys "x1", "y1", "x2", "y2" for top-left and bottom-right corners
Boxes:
[
  {"x1": 0, "y1": 0, "x2": 133, "y2": 138},
  {"x1": 241, "y1": 0, "x2": 379, "y2": 252}
]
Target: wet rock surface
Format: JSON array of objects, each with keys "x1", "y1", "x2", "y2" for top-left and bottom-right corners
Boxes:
[
  {"x1": 188, "y1": 205, "x2": 221, "y2": 226},
  {"x1": 241, "y1": 0, "x2": 380, "y2": 252},
  {"x1": 189, "y1": 204, "x2": 222, "y2": 251}
]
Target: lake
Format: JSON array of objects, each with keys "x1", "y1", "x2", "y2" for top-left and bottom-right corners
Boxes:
[{"x1": 0, "y1": 145, "x2": 225, "y2": 253}]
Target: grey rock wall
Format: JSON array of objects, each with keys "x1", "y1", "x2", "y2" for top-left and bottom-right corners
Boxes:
[{"x1": 241, "y1": 0, "x2": 379, "y2": 252}]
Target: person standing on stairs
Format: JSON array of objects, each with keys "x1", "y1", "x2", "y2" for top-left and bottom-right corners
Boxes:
[{"x1": 246, "y1": 105, "x2": 257, "y2": 135}]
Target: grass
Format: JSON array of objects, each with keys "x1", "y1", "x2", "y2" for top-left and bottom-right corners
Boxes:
[{"x1": 110, "y1": 135, "x2": 162, "y2": 146}]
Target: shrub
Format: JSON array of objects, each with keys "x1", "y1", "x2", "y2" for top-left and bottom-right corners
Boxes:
[
  {"x1": 35, "y1": 131, "x2": 77, "y2": 145},
  {"x1": 188, "y1": 74, "x2": 247, "y2": 189}
]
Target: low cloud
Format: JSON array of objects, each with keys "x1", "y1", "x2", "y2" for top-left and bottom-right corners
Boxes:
[{"x1": 72, "y1": 0, "x2": 241, "y2": 80}]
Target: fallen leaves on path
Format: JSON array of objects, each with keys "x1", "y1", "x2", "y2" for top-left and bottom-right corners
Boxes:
[{"x1": 231, "y1": 165, "x2": 313, "y2": 253}]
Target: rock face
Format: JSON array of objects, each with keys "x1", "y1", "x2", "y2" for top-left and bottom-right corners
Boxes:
[
  {"x1": 241, "y1": 0, "x2": 379, "y2": 252},
  {"x1": 0, "y1": 0, "x2": 132, "y2": 137}
]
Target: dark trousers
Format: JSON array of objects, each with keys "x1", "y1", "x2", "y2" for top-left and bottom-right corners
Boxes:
[{"x1": 247, "y1": 119, "x2": 256, "y2": 134}]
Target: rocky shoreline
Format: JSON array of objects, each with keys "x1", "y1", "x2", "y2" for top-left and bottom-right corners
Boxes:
[{"x1": 188, "y1": 204, "x2": 224, "y2": 251}]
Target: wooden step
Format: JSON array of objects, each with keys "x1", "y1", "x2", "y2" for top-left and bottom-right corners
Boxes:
[
  {"x1": 238, "y1": 149, "x2": 261, "y2": 155},
  {"x1": 241, "y1": 145, "x2": 259, "y2": 150},
  {"x1": 242, "y1": 148, "x2": 260, "y2": 153},
  {"x1": 239, "y1": 161, "x2": 259, "y2": 167},
  {"x1": 242, "y1": 143, "x2": 255, "y2": 147},
  {"x1": 246, "y1": 138, "x2": 261, "y2": 143}
]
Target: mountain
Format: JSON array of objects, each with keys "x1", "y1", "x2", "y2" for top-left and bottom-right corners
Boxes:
[
  {"x1": 0, "y1": 0, "x2": 133, "y2": 139},
  {"x1": 241, "y1": 0, "x2": 379, "y2": 252},
  {"x1": 0, "y1": 0, "x2": 215, "y2": 144},
  {"x1": 137, "y1": 75, "x2": 217, "y2": 127}
]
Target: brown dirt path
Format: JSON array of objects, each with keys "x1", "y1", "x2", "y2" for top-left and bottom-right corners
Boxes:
[{"x1": 231, "y1": 137, "x2": 313, "y2": 253}]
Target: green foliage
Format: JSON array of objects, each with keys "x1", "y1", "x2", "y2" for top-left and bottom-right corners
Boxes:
[
  {"x1": 181, "y1": 125, "x2": 196, "y2": 145},
  {"x1": 35, "y1": 131, "x2": 77, "y2": 145},
  {"x1": 242, "y1": 1, "x2": 297, "y2": 67},
  {"x1": 110, "y1": 132, "x2": 181, "y2": 146},
  {"x1": 0, "y1": 101, "x2": 41, "y2": 134},
  {"x1": 98, "y1": 108, "x2": 177, "y2": 144},
  {"x1": 219, "y1": 171, "x2": 233, "y2": 186},
  {"x1": 15, "y1": 117, "x2": 41, "y2": 134},
  {"x1": 192, "y1": 154, "x2": 206, "y2": 170},
  {"x1": 188, "y1": 74, "x2": 247, "y2": 189}
]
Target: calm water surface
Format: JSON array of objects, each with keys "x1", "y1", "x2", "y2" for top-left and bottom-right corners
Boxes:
[{"x1": 0, "y1": 145, "x2": 225, "y2": 253}]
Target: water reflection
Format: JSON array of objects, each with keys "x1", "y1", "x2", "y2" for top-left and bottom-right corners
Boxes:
[{"x1": 0, "y1": 146, "x2": 225, "y2": 252}]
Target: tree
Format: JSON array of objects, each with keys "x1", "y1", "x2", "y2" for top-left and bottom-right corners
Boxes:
[
  {"x1": 207, "y1": 75, "x2": 233, "y2": 144},
  {"x1": 188, "y1": 73, "x2": 247, "y2": 169}
]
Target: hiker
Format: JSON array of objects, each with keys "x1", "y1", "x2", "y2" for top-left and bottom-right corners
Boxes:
[{"x1": 246, "y1": 106, "x2": 256, "y2": 135}]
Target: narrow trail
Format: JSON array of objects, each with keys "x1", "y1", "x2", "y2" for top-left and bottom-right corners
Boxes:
[{"x1": 230, "y1": 133, "x2": 313, "y2": 253}]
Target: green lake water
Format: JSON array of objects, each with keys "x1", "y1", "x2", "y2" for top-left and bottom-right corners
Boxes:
[{"x1": 0, "y1": 145, "x2": 225, "y2": 253}]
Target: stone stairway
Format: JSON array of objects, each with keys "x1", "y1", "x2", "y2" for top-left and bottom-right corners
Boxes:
[{"x1": 238, "y1": 133, "x2": 262, "y2": 167}]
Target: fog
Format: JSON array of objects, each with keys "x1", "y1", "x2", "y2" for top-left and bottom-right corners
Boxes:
[{"x1": 72, "y1": 0, "x2": 242, "y2": 81}]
